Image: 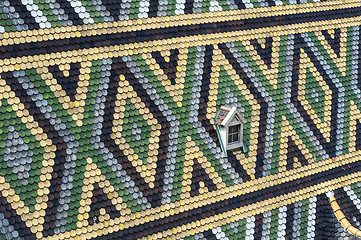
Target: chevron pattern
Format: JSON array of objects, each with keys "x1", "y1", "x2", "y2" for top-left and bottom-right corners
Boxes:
[
  {"x1": 0, "y1": 0, "x2": 330, "y2": 32},
  {"x1": 0, "y1": 1, "x2": 361, "y2": 240}
]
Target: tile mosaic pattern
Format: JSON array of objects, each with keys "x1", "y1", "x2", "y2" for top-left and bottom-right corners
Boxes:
[
  {"x1": 1, "y1": 0, "x2": 361, "y2": 240},
  {"x1": 0, "y1": 0, "x2": 331, "y2": 32}
]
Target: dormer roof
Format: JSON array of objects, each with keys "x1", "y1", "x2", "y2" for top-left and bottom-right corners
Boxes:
[{"x1": 215, "y1": 106, "x2": 246, "y2": 127}]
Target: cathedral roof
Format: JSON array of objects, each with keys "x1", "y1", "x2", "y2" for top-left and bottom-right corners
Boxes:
[{"x1": 0, "y1": 0, "x2": 360, "y2": 240}]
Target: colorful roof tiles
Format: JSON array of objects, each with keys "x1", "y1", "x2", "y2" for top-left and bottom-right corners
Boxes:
[{"x1": 0, "y1": 0, "x2": 361, "y2": 240}]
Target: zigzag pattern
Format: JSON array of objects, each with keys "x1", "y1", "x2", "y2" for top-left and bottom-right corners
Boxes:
[
  {"x1": 0, "y1": 0, "x2": 329, "y2": 31},
  {"x1": 0, "y1": 1, "x2": 361, "y2": 240}
]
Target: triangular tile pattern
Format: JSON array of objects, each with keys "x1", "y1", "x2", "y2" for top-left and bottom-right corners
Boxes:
[
  {"x1": 87, "y1": 182, "x2": 121, "y2": 225},
  {"x1": 152, "y1": 49, "x2": 180, "y2": 85},
  {"x1": 245, "y1": 36, "x2": 281, "y2": 88},
  {"x1": 147, "y1": 49, "x2": 187, "y2": 105},
  {"x1": 49, "y1": 63, "x2": 80, "y2": 102},
  {"x1": 77, "y1": 158, "x2": 131, "y2": 228},
  {"x1": 279, "y1": 118, "x2": 313, "y2": 173},
  {"x1": 37, "y1": 63, "x2": 91, "y2": 127},
  {"x1": 286, "y1": 136, "x2": 308, "y2": 170},
  {"x1": 250, "y1": 37, "x2": 274, "y2": 69},
  {"x1": 322, "y1": 29, "x2": 342, "y2": 58},
  {"x1": 316, "y1": 28, "x2": 348, "y2": 77},
  {"x1": 189, "y1": 158, "x2": 217, "y2": 197}
]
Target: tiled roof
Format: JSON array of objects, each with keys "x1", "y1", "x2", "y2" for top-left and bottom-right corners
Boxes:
[
  {"x1": 0, "y1": 0, "x2": 331, "y2": 32},
  {"x1": 0, "y1": 0, "x2": 361, "y2": 240},
  {"x1": 215, "y1": 106, "x2": 231, "y2": 126}
]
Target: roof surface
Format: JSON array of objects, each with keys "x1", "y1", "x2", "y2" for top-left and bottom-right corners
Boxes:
[
  {"x1": 215, "y1": 106, "x2": 231, "y2": 126},
  {"x1": 0, "y1": 0, "x2": 361, "y2": 240}
]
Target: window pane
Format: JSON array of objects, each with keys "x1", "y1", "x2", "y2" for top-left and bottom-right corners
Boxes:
[
  {"x1": 229, "y1": 125, "x2": 238, "y2": 134},
  {"x1": 228, "y1": 125, "x2": 240, "y2": 144},
  {"x1": 229, "y1": 127, "x2": 233, "y2": 134},
  {"x1": 228, "y1": 134, "x2": 232, "y2": 144},
  {"x1": 233, "y1": 131, "x2": 239, "y2": 142}
]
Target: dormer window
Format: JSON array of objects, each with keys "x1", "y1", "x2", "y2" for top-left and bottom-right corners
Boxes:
[{"x1": 214, "y1": 106, "x2": 246, "y2": 157}]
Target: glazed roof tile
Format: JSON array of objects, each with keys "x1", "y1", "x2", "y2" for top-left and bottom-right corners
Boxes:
[{"x1": 0, "y1": 0, "x2": 360, "y2": 240}]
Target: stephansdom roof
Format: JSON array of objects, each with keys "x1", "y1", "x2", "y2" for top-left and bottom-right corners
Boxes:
[{"x1": 0, "y1": 1, "x2": 361, "y2": 240}]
